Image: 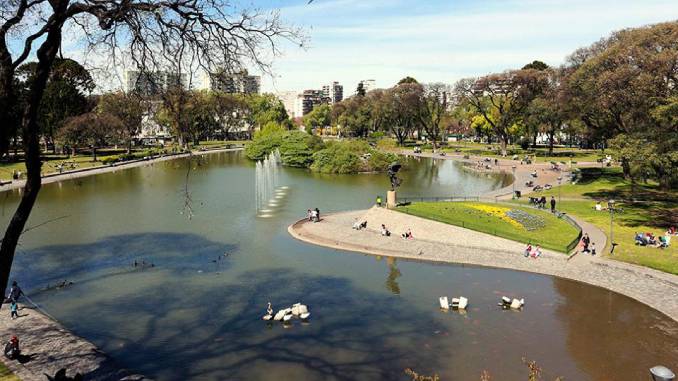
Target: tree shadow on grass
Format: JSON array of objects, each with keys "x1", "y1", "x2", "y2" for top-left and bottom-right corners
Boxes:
[
  {"x1": 74, "y1": 268, "x2": 448, "y2": 381},
  {"x1": 12, "y1": 232, "x2": 238, "y2": 293}
]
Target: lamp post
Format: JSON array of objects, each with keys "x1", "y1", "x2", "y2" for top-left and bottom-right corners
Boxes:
[
  {"x1": 608, "y1": 199, "x2": 615, "y2": 254},
  {"x1": 557, "y1": 176, "x2": 562, "y2": 205},
  {"x1": 512, "y1": 165, "x2": 517, "y2": 199}
]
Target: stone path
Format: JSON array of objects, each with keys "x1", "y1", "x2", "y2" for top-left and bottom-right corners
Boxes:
[
  {"x1": 0, "y1": 302, "x2": 149, "y2": 381},
  {"x1": 289, "y1": 207, "x2": 678, "y2": 322}
]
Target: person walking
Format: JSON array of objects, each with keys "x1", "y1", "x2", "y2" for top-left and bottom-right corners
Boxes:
[
  {"x1": 550, "y1": 196, "x2": 556, "y2": 213},
  {"x1": 314, "y1": 207, "x2": 320, "y2": 222},
  {"x1": 581, "y1": 233, "x2": 591, "y2": 253},
  {"x1": 6, "y1": 281, "x2": 23, "y2": 303},
  {"x1": 376, "y1": 195, "x2": 382, "y2": 207},
  {"x1": 9, "y1": 301, "x2": 18, "y2": 319}
]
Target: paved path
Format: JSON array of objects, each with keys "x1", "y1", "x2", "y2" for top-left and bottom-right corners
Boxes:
[
  {"x1": 289, "y1": 207, "x2": 678, "y2": 322},
  {"x1": 0, "y1": 303, "x2": 149, "y2": 381}
]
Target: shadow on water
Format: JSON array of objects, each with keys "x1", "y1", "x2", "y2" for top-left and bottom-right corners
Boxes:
[
  {"x1": 12, "y1": 233, "x2": 238, "y2": 293},
  {"x1": 71, "y1": 268, "x2": 449, "y2": 381}
]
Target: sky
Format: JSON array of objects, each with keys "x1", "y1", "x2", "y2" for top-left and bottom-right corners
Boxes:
[{"x1": 256, "y1": 0, "x2": 678, "y2": 93}]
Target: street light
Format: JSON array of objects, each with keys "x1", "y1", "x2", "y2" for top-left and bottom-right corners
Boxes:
[
  {"x1": 512, "y1": 165, "x2": 517, "y2": 199},
  {"x1": 608, "y1": 199, "x2": 616, "y2": 254},
  {"x1": 557, "y1": 176, "x2": 562, "y2": 205}
]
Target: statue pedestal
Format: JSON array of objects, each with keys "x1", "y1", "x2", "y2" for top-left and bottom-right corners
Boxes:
[{"x1": 386, "y1": 190, "x2": 397, "y2": 209}]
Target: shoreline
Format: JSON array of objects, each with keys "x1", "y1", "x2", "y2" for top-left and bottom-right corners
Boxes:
[
  {"x1": 288, "y1": 208, "x2": 678, "y2": 323},
  {"x1": 0, "y1": 146, "x2": 244, "y2": 193},
  {"x1": 0, "y1": 302, "x2": 149, "y2": 381}
]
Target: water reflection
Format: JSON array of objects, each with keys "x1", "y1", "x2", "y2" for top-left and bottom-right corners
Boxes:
[{"x1": 385, "y1": 257, "x2": 402, "y2": 295}]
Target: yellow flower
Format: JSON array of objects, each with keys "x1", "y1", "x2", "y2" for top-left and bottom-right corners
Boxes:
[{"x1": 467, "y1": 203, "x2": 524, "y2": 229}]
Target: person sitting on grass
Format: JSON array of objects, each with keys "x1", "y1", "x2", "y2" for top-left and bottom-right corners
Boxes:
[
  {"x1": 594, "y1": 202, "x2": 603, "y2": 211},
  {"x1": 381, "y1": 224, "x2": 391, "y2": 237},
  {"x1": 635, "y1": 232, "x2": 647, "y2": 246},
  {"x1": 658, "y1": 235, "x2": 671, "y2": 248},
  {"x1": 667, "y1": 226, "x2": 677, "y2": 236}
]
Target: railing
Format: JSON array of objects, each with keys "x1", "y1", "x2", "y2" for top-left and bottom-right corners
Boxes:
[{"x1": 397, "y1": 195, "x2": 480, "y2": 204}]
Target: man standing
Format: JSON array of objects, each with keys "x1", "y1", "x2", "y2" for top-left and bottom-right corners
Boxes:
[
  {"x1": 376, "y1": 195, "x2": 382, "y2": 207},
  {"x1": 550, "y1": 196, "x2": 556, "y2": 213}
]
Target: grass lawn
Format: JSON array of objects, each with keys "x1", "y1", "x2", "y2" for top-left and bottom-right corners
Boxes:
[
  {"x1": 0, "y1": 153, "x2": 119, "y2": 181},
  {"x1": 514, "y1": 167, "x2": 678, "y2": 274},
  {"x1": 413, "y1": 141, "x2": 603, "y2": 163},
  {"x1": 0, "y1": 361, "x2": 19, "y2": 381},
  {"x1": 396, "y1": 201, "x2": 580, "y2": 253}
]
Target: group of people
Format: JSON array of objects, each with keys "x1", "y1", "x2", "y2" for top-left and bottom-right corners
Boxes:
[
  {"x1": 306, "y1": 208, "x2": 321, "y2": 223},
  {"x1": 523, "y1": 244, "x2": 543, "y2": 258},
  {"x1": 3, "y1": 281, "x2": 24, "y2": 361},
  {"x1": 581, "y1": 233, "x2": 597, "y2": 255},
  {"x1": 529, "y1": 196, "x2": 557, "y2": 212},
  {"x1": 635, "y1": 231, "x2": 672, "y2": 248}
]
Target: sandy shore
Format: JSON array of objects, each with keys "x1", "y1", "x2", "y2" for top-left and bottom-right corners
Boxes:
[
  {"x1": 289, "y1": 207, "x2": 678, "y2": 322},
  {"x1": 0, "y1": 147, "x2": 244, "y2": 193}
]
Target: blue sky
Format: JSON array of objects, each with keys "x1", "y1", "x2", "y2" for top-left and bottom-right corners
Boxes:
[{"x1": 257, "y1": 0, "x2": 678, "y2": 93}]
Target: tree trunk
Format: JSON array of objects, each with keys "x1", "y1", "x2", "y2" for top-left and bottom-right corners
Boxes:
[
  {"x1": 499, "y1": 135, "x2": 508, "y2": 156},
  {"x1": 548, "y1": 128, "x2": 555, "y2": 156},
  {"x1": 92, "y1": 147, "x2": 97, "y2": 161},
  {"x1": 0, "y1": 18, "x2": 63, "y2": 298},
  {"x1": 0, "y1": 60, "x2": 15, "y2": 160}
]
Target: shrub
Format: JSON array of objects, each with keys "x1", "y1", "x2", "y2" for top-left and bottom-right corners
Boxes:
[
  {"x1": 376, "y1": 138, "x2": 398, "y2": 150},
  {"x1": 310, "y1": 140, "x2": 397, "y2": 173},
  {"x1": 279, "y1": 131, "x2": 324, "y2": 167}
]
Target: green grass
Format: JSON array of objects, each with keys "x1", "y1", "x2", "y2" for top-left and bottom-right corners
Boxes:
[
  {"x1": 415, "y1": 141, "x2": 604, "y2": 163},
  {"x1": 396, "y1": 201, "x2": 580, "y2": 253},
  {"x1": 0, "y1": 361, "x2": 19, "y2": 381},
  {"x1": 513, "y1": 167, "x2": 678, "y2": 274}
]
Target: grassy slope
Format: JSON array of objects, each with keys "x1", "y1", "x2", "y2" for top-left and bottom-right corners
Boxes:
[
  {"x1": 397, "y1": 201, "x2": 579, "y2": 253},
  {"x1": 0, "y1": 362, "x2": 19, "y2": 381},
  {"x1": 515, "y1": 167, "x2": 678, "y2": 274},
  {"x1": 431, "y1": 141, "x2": 603, "y2": 163}
]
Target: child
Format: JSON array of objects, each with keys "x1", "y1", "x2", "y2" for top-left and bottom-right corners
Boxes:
[
  {"x1": 590, "y1": 243, "x2": 596, "y2": 256},
  {"x1": 10, "y1": 301, "x2": 18, "y2": 319}
]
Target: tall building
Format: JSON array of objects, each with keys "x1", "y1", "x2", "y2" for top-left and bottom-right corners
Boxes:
[
  {"x1": 294, "y1": 90, "x2": 329, "y2": 118},
  {"x1": 125, "y1": 70, "x2": 188, "y2": 96},
  {"x1": 322, "y1": 82, "x2": 343, "y2": 104},
  {"x1": 359, "y1": 79, "x2": 376, "y2": 94},
  {"x1": 206, "y1": 70, "x2": 261, "y2": 94}
]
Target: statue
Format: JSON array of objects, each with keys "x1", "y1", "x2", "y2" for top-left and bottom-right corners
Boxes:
[{"x1": 387, "y1": 162, "x2": 402, "y2": 191}]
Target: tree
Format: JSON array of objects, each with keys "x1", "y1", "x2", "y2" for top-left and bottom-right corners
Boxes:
[
  {"x1": 565, "y1": 22, "x2": 678, "y2": 183},
  {"x1": 335, "y1": 96, "x2": 371, "y2": 137},
  {"x1": 417, "y1": 83, "x2": 451, "y2": 151},
  {"x1": 524, "y1": 69, "x2": 569, "y2": 154},
  {"x1": 356, "y1": 82, "x2": 366, "y2": 97},
  {"x1": 17, "y1": 58, "x2": 95, "y2": 153},
  {"x1": 211, "y1": 92, "x2": 249, "y2": 140},
  {"x1": 97, "y1": 91, "x2": 143, "y2": 153},
  {"x1": 0, "y1": 0, "x2": 301, "y2": 298},
  {"x1": 455, "y1": 69, "x2": 547, "y2": 156},
  {"x1": 246, "y1": 93, "x2": 292, "y2": 136},
  {"x1": 522, "y1": 60, "x2": 549, "y2": 71},
  {"x1": 397, "y1": 76, "x2": 418, "y2": 85},
  {"x1": 384, "y1": 82, "x2": 422, "y2": 145},
  {"x1": 59, "y1": 112, "x2": 122, "y2": 160},
  {"x1": 302, "y1": 103, "x2": 331, "y2": 134}
]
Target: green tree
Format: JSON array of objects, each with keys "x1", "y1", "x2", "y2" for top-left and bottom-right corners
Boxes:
[
  {"x1": 417, "y1": 83, "x2": 450, "y2": 151},
  {"x1": 59, "y1": 112, "x2": 122, "y2": 160},
  {"x1": 397, "y1": 76, "x2": 418, "y2": 85},
  {"x1": 385, "y1": 82, "x2": 422, "y2": 145},
  {"x1": 97, "y1": 91, "x2": 144, "y2": 153},
  {"x1": 456, "y1": 69, "x2": 547, "y2": 156},
  {"x1": 302, "y1": 103, "x2": 331, "y2": 134},
  {"x1": 522, "y1": 60, "x2": 549, "y2": 71}
]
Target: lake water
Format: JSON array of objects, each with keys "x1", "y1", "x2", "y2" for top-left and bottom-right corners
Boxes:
[{"x1": 1, "y1": 151, "x2": 677, "y2": 380}]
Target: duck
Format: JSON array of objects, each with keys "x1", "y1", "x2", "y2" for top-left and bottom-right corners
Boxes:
[{"x1": 262, "y1": 302, "x2": 273, "y2": 321}]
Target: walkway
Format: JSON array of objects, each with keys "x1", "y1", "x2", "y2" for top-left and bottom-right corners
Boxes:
[
  {"x1": 0, "y1": 146, "x2": 244, "y2": 192},
  {"x1": 289, "y1": 207, "x2": 678, "y2": 322},
  {"x1": 0, "y1": 303, "x2": 149, "y2": 380}
]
